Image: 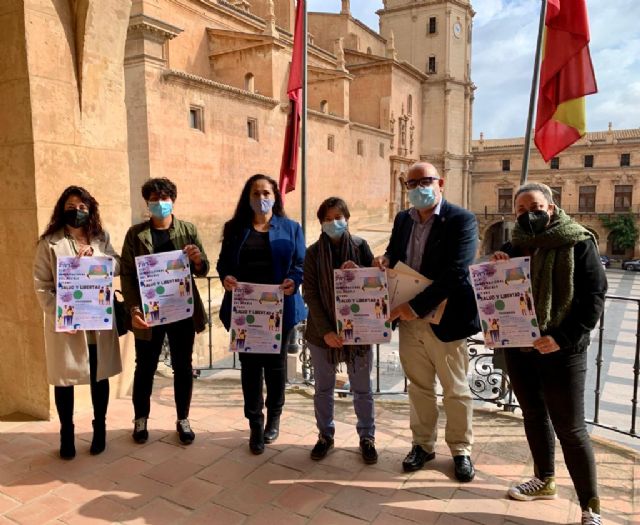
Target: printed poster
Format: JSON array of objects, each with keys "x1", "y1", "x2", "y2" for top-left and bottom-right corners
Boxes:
[
  {"x1": 469, "y1": 257, "x2": 540, "y2": 348},
  {"x1": 334, "y1": 267, "x2": 392, "y2": 345},
  {"x1": 135, "y1": 250, "x2": 194, "y2": 326},
  {"x1": 230, "y1": 283, "x2": 284, "y2": 354},
  {"x1": 55, "y1": 256, "x2": 115, "y2": 332}
]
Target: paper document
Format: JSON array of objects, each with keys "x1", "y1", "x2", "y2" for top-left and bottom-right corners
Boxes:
[{"x1": 387, "y1": 262, "x2": 446, "y2": 325}]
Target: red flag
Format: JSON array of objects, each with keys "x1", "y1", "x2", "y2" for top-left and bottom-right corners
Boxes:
[
  {"x1": 279, "y1": 0, "x2": 305, "y2": 200},
  {"x1": 534, "y1": 0, "x2": 597, "y2": 162}
]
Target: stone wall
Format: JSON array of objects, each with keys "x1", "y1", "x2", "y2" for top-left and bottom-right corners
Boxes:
[{"x1": 0, "y1": 0, "x2": 133, "y2": 418}]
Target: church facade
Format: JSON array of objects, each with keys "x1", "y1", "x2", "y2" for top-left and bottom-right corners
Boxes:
[{"x1": 123, "y1": 0, "x2": 475, "y2": 250}]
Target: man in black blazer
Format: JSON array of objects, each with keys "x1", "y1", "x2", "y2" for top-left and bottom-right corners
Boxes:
[{"x1": 377, "y1": 162, "x2": 480, "y2": 482}]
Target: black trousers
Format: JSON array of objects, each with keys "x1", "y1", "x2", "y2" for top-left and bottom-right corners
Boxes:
[
  {"x1": 505, "y1": 348, "x2": 598, "y2": 509},
  {"x1": 54, "y1": 344, "x2": 109, "y2": 426},
  {"x1": 238, "y1": 331, "x2": 289, "y2": 427},
  {"x1": 132, "y1": 318, "x2": 195, "y2": 420}
]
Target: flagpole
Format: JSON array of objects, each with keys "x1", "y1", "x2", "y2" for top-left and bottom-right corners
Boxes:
[
  {"x1": 301, "y1": 0, "x2": 308, "y2": 237},
  {"x1": 520, "y1": 0, "x2": 547, "y2": 185}
]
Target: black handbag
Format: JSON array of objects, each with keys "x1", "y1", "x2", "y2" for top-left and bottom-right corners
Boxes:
[{"x1": 113, "y1": 290, "x2": 130, "y2": 336}]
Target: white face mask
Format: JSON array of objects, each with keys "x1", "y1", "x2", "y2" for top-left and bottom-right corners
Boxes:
[
  {"x1": 251, "y1": 198, "x2": 275, "y2": 215},
  {"x1": 322, "y1": 219, "x2": 348, "y2": 240}
]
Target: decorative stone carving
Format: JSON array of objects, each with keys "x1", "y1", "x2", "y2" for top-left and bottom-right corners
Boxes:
[
  {"x1": 386, "y1": 30, "x2": 397, "y2": 60},
  {"x1": 334, "y1": 37, "x2": 347, "y2": 71},
  {"x1": 263, "y1": 0, "x2": 278, "y2": 37}
]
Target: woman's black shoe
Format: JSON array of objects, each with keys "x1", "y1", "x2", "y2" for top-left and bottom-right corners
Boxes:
[
  {"x1": 60, "y1": 423, "x2": 76, "y2": 460},
  {"x1": 264, "y1": 416, "x2": 280, "y2": 444},
  {"x1": 249, "y1": 425, "x2": 265, "y2": 455},
  {"x1": 310, "y1": 436, "x2": 334, "y2": 460},
  {"x1": 90, "y1": 420, "x2": 106, "y2": 455}
]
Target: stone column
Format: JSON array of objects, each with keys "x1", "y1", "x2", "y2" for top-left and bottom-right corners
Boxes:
[{"x1": 0, "y1": 0, "x2": 133, "y2": 418}]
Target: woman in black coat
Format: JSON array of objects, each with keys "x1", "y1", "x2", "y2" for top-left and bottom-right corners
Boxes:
[{"x1": 493, "y1": 182, "x2": 607, "y2": 525}]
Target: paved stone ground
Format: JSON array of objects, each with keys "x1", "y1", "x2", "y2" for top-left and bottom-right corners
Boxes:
[{"x1": 0, "y1": 373, "x2": 638, "y2": 525}]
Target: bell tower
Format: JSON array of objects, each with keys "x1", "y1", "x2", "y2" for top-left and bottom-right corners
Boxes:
[{"x1": 378, "y1": 0, "x2": 475, "y2": 207}]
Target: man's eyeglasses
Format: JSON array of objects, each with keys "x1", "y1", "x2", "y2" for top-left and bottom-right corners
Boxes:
[{"x1": 404, "y1": 177, "x2": 439, "y2": 190}]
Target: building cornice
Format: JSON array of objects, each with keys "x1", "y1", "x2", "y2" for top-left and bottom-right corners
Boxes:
[
  {"x1": 345, "y1": 51, "x2": 428, "y2": 82},
  {"x1": 308, "y1": 11, "x2": 387, "y2": 45},
  {"x1": 128, "y1": 14, "x2": 184, "y2": 41},
  {"x1": 307, "y1": 109, "x2": 350, "y2": 125},
  {"x1": 350, "y1": 122, "x2": 394, "y2": 138},
  {"x1": 377, "y1": 0, "x2": 474, "y2": 17},
  {"x1": 163, "y1": 70, "x2": 280, "y2": 108}
]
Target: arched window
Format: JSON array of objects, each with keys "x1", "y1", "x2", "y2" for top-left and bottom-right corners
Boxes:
[
  {"x1": 357, "y1": 139, "x2": 364, "y2": 156},
  {"x1": 320, "y1": 100, "x2": 329, "y2": 114},
  {"x1": 366, "y1": 47, "x2": 372, "y2": 54},
  {"x1": 244, "y1": 73, "x2": 255, "y2": 93},
  {"x1": 407, "y1": 95, "x2": 413, "y2": 115}
]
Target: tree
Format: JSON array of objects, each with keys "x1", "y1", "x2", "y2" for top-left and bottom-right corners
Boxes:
[{"x1": 600, "y1": 214, "x2": 639, "y2": 251}]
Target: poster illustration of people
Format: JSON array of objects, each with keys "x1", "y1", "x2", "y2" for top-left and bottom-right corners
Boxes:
[
  {"x1": 55, "y1": 256, "x2": 115, "y2": 332},
  {"x1": 230, "y1": 283, "x2": 284, "y2": 354},
  {"x1": 135, "y1": 250, "x2": 194, "y2": 326},
  {"x1": 469, "y1": 257, "x2": 540, "y2": 348},
  {"x1": 333, "y1": 267, "x2": 392, "y2": 345}
]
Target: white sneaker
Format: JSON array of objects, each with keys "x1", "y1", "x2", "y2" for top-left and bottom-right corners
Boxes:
[{"x1": 581, "y1": 509, "x2": 602, "y2": 525}]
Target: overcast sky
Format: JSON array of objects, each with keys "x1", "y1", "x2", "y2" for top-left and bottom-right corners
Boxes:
[{"x1": 308, "y1": 0, "x2": 640, "y2": 139}]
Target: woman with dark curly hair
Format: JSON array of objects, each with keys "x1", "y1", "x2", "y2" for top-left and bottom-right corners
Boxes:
[
  {"x1": 33, "y1": 186, "x2": 122, "y2": 459},
  {"x1": 217, "y1": 174, "x2": 306, "y2": 454}
]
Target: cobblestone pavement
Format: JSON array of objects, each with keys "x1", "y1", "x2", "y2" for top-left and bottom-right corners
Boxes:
[{"x1": 0, "y1": 373, "x2": 638, "y2": 524}]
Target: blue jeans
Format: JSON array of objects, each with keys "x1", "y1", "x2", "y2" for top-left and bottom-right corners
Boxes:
[{"x1": 308, "y1": 342, "x2": 375, "y2": 440}]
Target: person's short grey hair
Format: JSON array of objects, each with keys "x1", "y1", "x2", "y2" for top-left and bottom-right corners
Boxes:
[{"x1": 514, "y1": 182, "x2": 554, "y2": 205}]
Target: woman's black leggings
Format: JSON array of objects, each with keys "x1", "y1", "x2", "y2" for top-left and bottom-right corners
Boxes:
[{"x1": 54, "y1": 344, "x2": 109, "y2": 425}]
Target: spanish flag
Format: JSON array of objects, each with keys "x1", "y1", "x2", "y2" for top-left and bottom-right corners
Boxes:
[{"x1": 534, "y1": 0, "x2": 597, "y2": 162}]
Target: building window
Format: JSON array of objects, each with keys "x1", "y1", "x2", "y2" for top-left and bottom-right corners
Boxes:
[
  {"x1": 550, "y1": 157, "x2": 560, "y2": 169},
  {"x1": 501, "y1": 159, "x2": 510, "y2": 172},
  {"x1": 621, "y1": 153, "x2": 631, "y2": 167},
  {"x1": 327, "y1": 134, "x2": 335, "y2": 152},
  {"x1": 550, "y1": 186, "x2": 562, "y2": 209},
  {"x1": 320, "y1": 100, "x2": 329, "y2": 114},
  {"x1": 498, "y1": 188, "x2": 513, "y2": 213},
  {"x1": 379, "y1": 143, "x2": 385, "y2": 158},
  {"x1": 366, "y1": 46, "x2": 372, "y2": 54},
  {"x1": 428, "y1": 17, "x2": 437, "y2": 34},
  {"x1": 614, "y1": 185, "x2": 632, "y2": 212},
  {"x1": 247, "y1": 118, "x2": 258, "y2": 140},
  {"x1": 579, "y1": 185, "x2": 596, "y2": 212},
  {"x1": 244, "y1": 73, "x2": 255, "y2": 93},
  {"x1": 189, "y1": 106, "x2": 204, "y2": 131},
  {"x1": 357, "y1": 139, "x2": 364, "y2": 156},
  {"x1": 584, "y1": 154, "x2": 594, "y2": 168},
  {"x1": 407, "y1": 95, "x2": 413, "y2": 115},
  {"x1": 428, "y1": 55, "x2": 436, "y2": 74}
]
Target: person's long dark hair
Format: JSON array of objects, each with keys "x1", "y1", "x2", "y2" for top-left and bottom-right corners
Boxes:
[
  {"x1": 222, "y1": 174, "x2": 286, "y2": 240},
  {"x1": 40, "y1": 186, "x2": 104, "y2": 240}
]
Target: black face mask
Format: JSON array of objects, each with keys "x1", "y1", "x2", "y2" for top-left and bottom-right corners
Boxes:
[
  {"x1": 63, "y1": 209, "x2": 90, "y2": 228},
  {"x1": 517, "y1": 210, "x2": 549, "y2": 235}
]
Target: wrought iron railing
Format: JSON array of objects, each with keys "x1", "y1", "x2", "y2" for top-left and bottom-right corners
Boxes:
[{"x1": 195, "y1": 276, "x2": 638, "y2": 440}]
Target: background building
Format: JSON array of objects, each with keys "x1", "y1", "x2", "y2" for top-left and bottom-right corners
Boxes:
[{"x1": 471, "y1": 125, "x2": 640, "y2": 258}]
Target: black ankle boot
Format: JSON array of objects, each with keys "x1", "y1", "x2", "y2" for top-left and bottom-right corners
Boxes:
[
  {"x1": 90, "y1": 420, "x2": 106, "y2": 455},
  {"x1": 264, "y1": 416, "x2": 280, "y2": 444},
  {"x1": 249, "y1": 424, "x2": 265, "y2": 455},
  {"x1": 60, "y1": 423, "x2": 75, "y2": 460}
]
